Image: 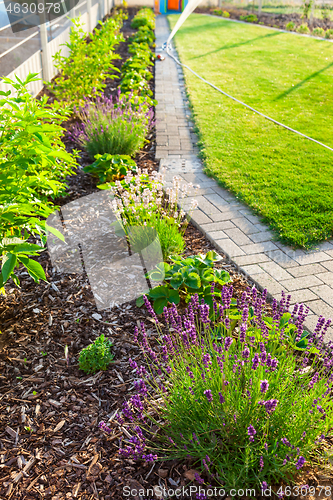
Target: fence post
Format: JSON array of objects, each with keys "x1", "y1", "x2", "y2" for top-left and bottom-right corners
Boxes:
[
  {"x1": 87, "y1": 0, "x2": 92, "y2": 31},
  {"x1": 39, "y1": 6, "x2": 51, "y2": 83},
  {"x1": 258, "y1": 0, "x2": 262, "y2": 16}
]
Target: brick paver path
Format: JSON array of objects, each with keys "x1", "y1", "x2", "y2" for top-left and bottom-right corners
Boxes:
[{"x1": 155, "y1": 15, "x2": 333, "y2": 339}]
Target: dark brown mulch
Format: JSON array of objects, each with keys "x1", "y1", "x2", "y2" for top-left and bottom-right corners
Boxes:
[{"x1": 195, "y1": 6, "x2": 333, "y2": 31}]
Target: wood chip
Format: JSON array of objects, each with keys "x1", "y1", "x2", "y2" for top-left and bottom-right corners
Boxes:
[{"x1": 53, "y1": 419, "x2": 66, "y2": 433}]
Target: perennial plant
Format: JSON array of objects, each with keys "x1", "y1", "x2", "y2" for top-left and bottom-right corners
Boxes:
[{"x1": 101, "y1": 289, "x2": 333, "y2": 492}]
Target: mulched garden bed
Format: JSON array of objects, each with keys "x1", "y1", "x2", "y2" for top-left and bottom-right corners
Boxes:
[
  {"x1": 1, "y1": 8, "x2": 330, "y2": 500},
  {"x1": 195, "y1": 6, "x2": 333, "y2": 32}
]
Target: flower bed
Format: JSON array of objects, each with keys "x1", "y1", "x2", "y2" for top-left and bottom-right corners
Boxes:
[{"x1": 0, "y1": 6, "x2": 332, "y2": 500}]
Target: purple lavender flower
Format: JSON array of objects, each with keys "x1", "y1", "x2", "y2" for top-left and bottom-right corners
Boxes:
[
  {"x1": 247, "y1": 424, "x2": 256, "y2": 442},
  {"x1": 142, "y1": 453, "x2": 157, "y2": 462},
  {"x1": 252, "y1": 353, "x2": 260, "y2": 370},
  {"x1": 262, "y1": 481, "x2": 268, "y2": 491},
  {"x1": 194, "y1": 473, "x2": 204, "y2": 484},
  {"x1": 260, "y1": 456, "x2": 264, "y2": 469},
  {"x1": 295, "y1": 456, "x2": 306, "y2": 469},
  {"x1": 204, "y1": 389, "x2": 213, "y2": 403},
  {"x1": 260, "y1": 379, "x2": 269, "y2": 394},
  {"x1": 219, "y1": 392, "x2": 225, "y2": 404},
  {"x1": 224, "y1": 336, "x2": 233, "y2": 351},
  {"x1": 99, "y1": 421, "x2": 112, "y2": 434}
]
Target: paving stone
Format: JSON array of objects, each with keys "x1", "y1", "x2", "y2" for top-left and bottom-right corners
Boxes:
[
  {"x1": 289, "y1": 289, "x2": 319, "y2": 305},
  {"x1": 190, "y1": 210, "x2": 213, "y2": 225},
  {"x1": 259, "y1": 261, "x2": 293, "y2": 281},
  {"x1": 322, "y1": 260, "x2": 333, "y2": 272},
  {"x1": 325, "y1": 249, "x2": 333, "y2": 258},
  {"x1": 288, "y1": 263, "x2": 328, "y2": 278},
  {"x1": 241, "y1": 241, "x2": 279, "y2": 255},
  {"x1": 232, "y1": 217, "x2": 261, "y2": 235},
  {"x1": 280, "y1": 275, "x2": 324, "y2": 292},
  {"x1": 249, "y1": 231, "x2": 274, "y2": 243},
  {"x1": 233, "y1": 253, "x2": 271, "y2": 266},
  {"x1": 315, "y1": 272, "x2": 333, "y2": 287},
  {"x1": 266, "y1": 249, "x2": 299, "y2": 269},
  {"x1": 305, "y1": 299, "x2": 333, "y2": 319},
  {"x1": 204, "y1": 193, "x2": 231, "y2": 211},
  {"x1": 294, "y1": 252, "x2": 331, "y2": 265},
  {"x1": 252, "y1": 271, "x2": 287, "y2": 295},
  {"x1": 200, "y1": 221, "x2": 236, "y2": 232},
  {"x1": 241, "y1": 264, "x2": 266, "y2": 276},
  {"x1": 206, "y1": 230, "x2": 228, "y2": 241},
  {"x1": 214, "y1": 239, "x2": 246, "y2": 258},
  {"x1": 211, "y1": 210, "x2": 244, "y2": 222},
  {"x1": 309, "y1": 284, "x2": 333, "y2": 307},
  {"x1": 224, "y1": 228, "x2": 252, "y2": 246}
]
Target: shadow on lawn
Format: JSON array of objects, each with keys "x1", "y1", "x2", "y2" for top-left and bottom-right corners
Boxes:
[
  {"x1": 275, "y1": 60, "x2": 333, "y2": 100},
  {"x1": 188, "y1": 31, "x2": 281, "y2": 60}
]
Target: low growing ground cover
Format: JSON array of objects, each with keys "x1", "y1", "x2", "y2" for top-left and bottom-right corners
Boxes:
[{"x1": 169, "y1": 14, "x2": 333, "y2": 247}]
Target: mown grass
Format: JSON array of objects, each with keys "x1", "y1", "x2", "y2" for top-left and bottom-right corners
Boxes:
[{"x1": 168, "y1": 14, "x2": 333, "y2": 248}]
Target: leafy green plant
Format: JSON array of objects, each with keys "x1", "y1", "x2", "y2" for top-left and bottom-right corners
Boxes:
[
  {"x1": 222, "y1": 10, "x2": 230, "y2": 17},
  {"x1": 313, "y1": 26, "x2": 325, "y2": 36},
  {"x1": 117, "y1": 295, "x2": 333, "y2": 493},
  {"x1": 48, "y1": 14, "x2": 124, "y2": 106},
  {"x1": 325, "y1": 28, "x2": 333, "y2": 38},
  {"x1": 0, "y1": 73, "x2": 76, "y2": 291},
  {"x1": 137, "y1": 251, "x2": 231, "y2": 313},
  {"x1": 240, "y1": 14, "x2": 258, "y2": 22},
  {"x1": 130, "y1": 7, "x2": 155, "y2": 30},
  {"x1": 78, "y1": 334, "x2": 114, "y2": 374},
  {"x1": 286, "y1": 21, "x2": 295, "y2": 30},
  {"x1": 297, "y1": 23, "x2": 310, "y2": 33},
  {"x1": 83, "y1": 154, "x2": 137, "y2": 183}
]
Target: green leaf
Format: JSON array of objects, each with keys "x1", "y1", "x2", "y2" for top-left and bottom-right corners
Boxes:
[
  {"x1": 170, "y1": 272, "x2": 184, "y2": 289},
  {"x1": 136, "y1": 295, "x2": 145, "y2": 307},
  {"x1": 149, "y1": 286, "x2": 169, "y2": 299},
  {"x1": 184, "y1": 272, "x2": 201, "y2": 289},
  {"x1": 18, "y1": 256, "x2": 47, "y2": 282},
  {"x1": 13, "y1": 243, "x2": 44, "y2": 254},
  {"x1": 167, "y1": 289, "x2": 180, "y2": 304},
  {"x1": 153, "y1": 297, "x2": 168, "y2": 315},
  {"x1": 1, "y1": 253, "x2": 17, "y2": 284},
  {"x1": 45, "y1": 222, "x2": 65, "y2": 242}
]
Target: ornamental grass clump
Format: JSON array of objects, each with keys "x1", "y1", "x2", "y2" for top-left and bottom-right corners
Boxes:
[
  {"x1": 103, "y1": 289, "x2": 333, "y2": 492},
  {"x1": 103, "y1": 169, "x2": 199, "y2": 260},
  {"x1": 69, "y1": 92, "x2": 154, "y2": 159}
]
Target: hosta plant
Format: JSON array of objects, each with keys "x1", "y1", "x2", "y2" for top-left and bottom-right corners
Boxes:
[
  {"x1": 137, "y1": 251, "x2": 231, "y2": 313},
  {"x1": 83, "y1": 154, "x2": 137, "y2": 183},
  {"x1": 102, "y1": 290, "x2": 333, "y2": 493},
  {"x1": 78, "y1": 334, "x2": 114, "y2": 374}
]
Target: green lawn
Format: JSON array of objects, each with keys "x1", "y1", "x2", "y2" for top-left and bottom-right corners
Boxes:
[{"x1": 168, "y1": 14, "x2": 333, "y2": 248}]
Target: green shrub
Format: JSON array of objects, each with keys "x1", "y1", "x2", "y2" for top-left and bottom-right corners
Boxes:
[
  {"x1": 313, "y1": 27, "x2": 325, "y2": 37},
  {"x1": 78, "y1": 334, "x2": 114, "y2": 374},
  {"x1": 116, "y1": 294, "x2": 333, "y2": 492},
  {"x1": 321, "y1": 6, "x2": 331, "y2": 20},
  {"x1": 286, "y1": 21, "x2": 295, "y2": 30},
  {"x1": 0, "y1": 73, "x2": 77, "y2": 290},
  {"x1": 151, "y1": 217, "x2": 186, "y2": 261},
  {"x1": 70, "y1": 93, "x2": 153, "y2": 159},
  {"x1": 83, "y1": 154, "x2": 137, "y2": 183},
  {"x1": 222, "y1": 10, "x2": 230, "y2": 17},
  {"x1": 240, "y1": 14, "x2": 258, "y2": 22},
  {"x1": 131, "y1": 7, "x2": 155, "y2": 30},
  {"x1": 48, "y1": 14, "x2": 124, "y2": 106},
  {"x1": 297, "y1": 23, "x2": 310, "y2": 33},
  {"x1": 137, "y1": 251, "x2": 231, "y2": 313},
  {"x1": 213, "y1": 8, "x2": 222, "y2": 15},
  {"x1": 325, "y1": 28, "x2": 333, "y2": 38}
]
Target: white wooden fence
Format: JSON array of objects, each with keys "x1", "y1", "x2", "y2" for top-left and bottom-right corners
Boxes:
[{"x1": 0, "y1": 0, "x2": 114, "y2": 96}]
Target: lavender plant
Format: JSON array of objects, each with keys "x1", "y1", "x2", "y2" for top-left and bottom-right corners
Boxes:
[
  {"x1": 101, "y1": 290, "x2": 333, "y2": 492},
  {"x1": 69, "y1": 92, "x2": 154, "y2": 159}
]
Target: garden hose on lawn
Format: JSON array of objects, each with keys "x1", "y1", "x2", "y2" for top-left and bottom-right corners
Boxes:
[{"x1": 162, "y1": 0, "x2": 333, "y2": 153}]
